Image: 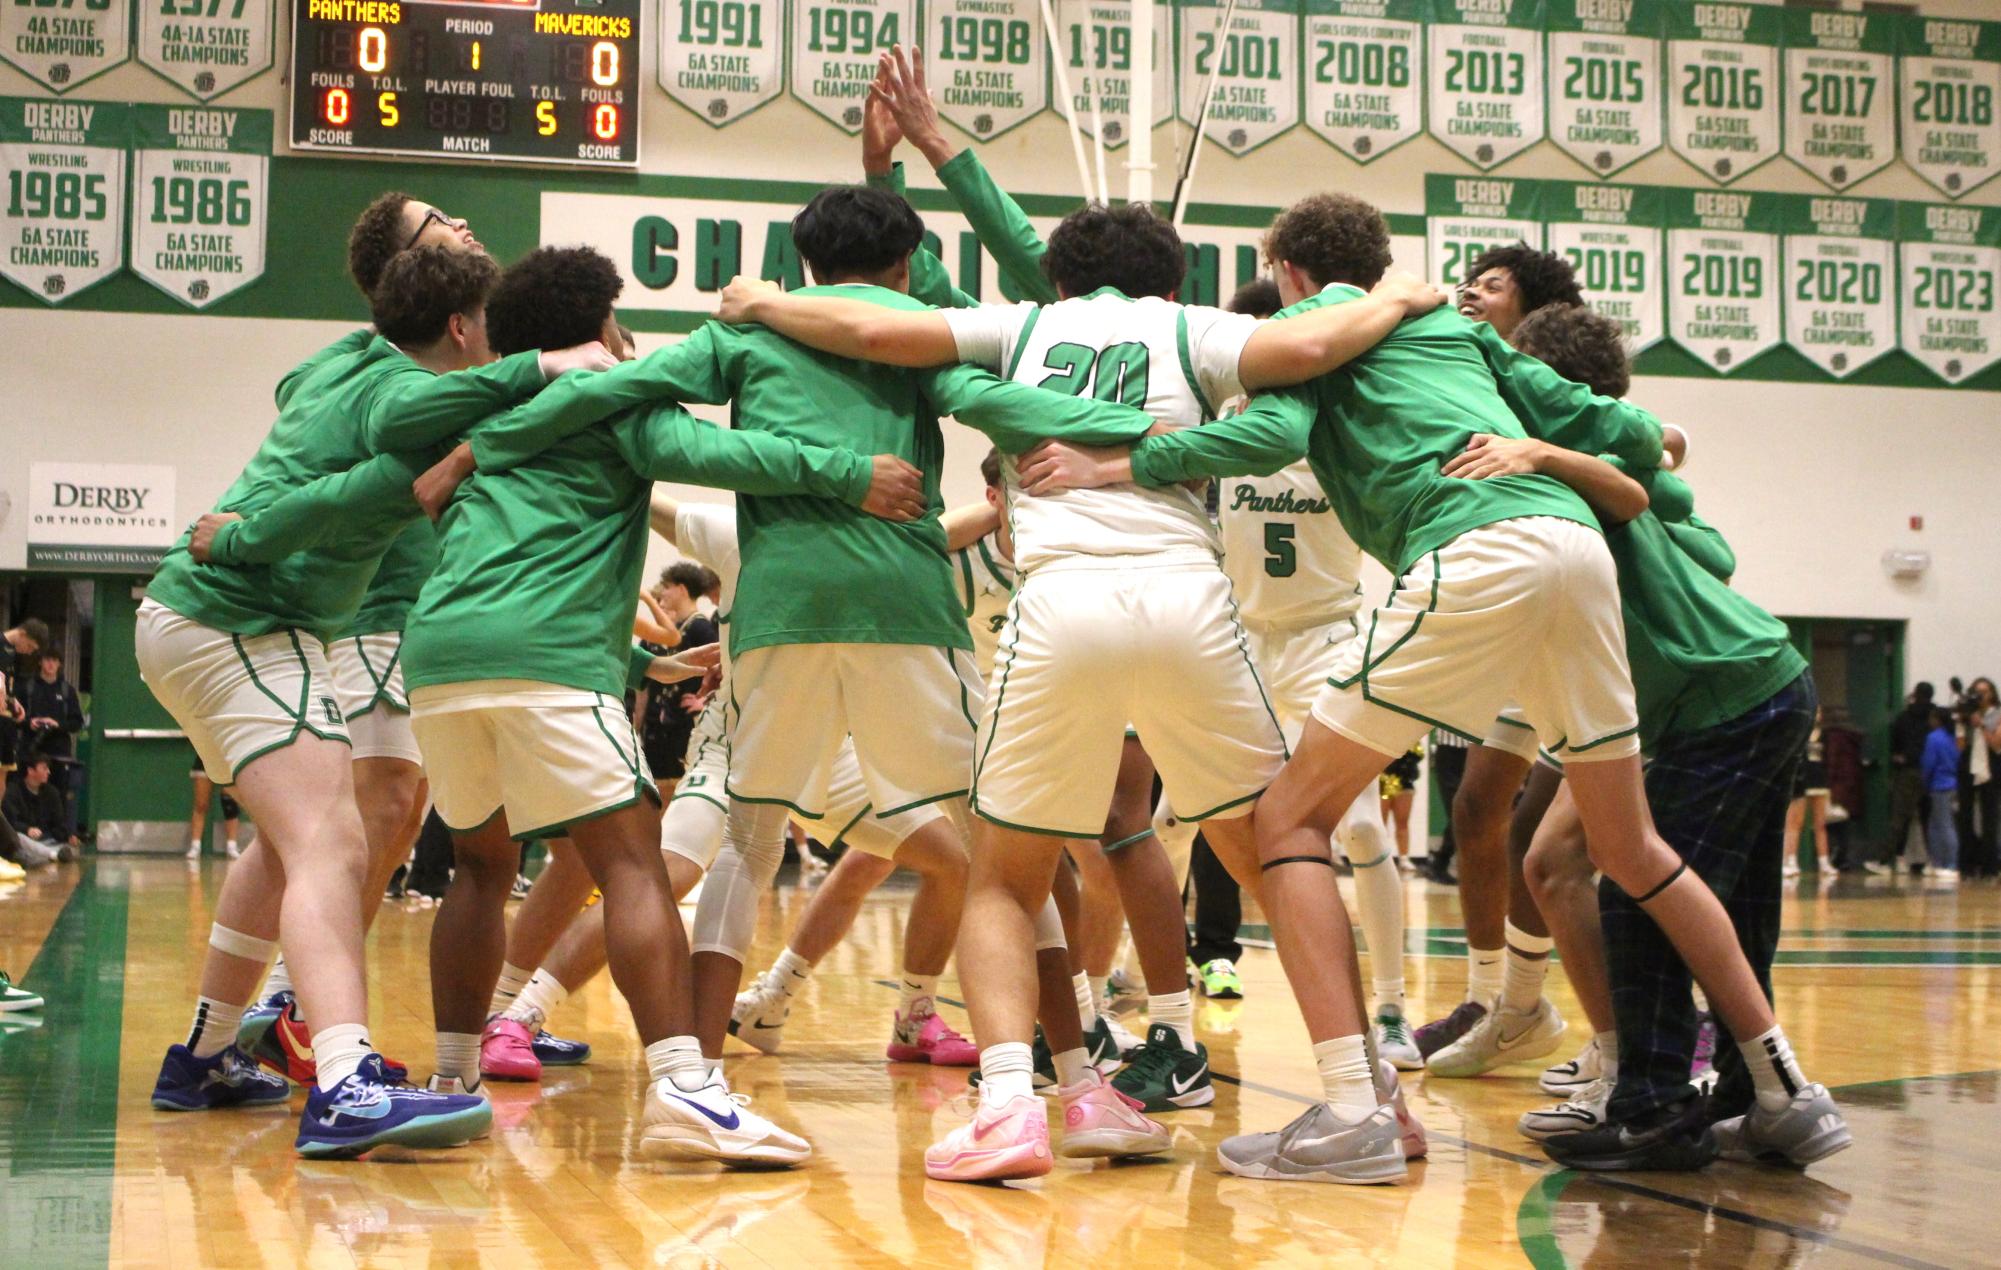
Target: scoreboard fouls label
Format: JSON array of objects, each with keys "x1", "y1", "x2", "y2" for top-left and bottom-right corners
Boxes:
[{"x1": 289, "y1": 0, "x2": 641, "y2": 166}]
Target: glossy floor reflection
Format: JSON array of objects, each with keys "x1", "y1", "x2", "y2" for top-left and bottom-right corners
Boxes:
[{"x1": 1, "y1": 858, "x2": 1994, "y2": 1268}]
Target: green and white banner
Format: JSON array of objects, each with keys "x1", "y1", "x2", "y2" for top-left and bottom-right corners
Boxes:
[
  {"x1": 1054, "y1": 0, "x2": 1174, "y2": 148},
  {"x1": 1897, "y1": 202, "x2": 1999, "y2": 385},
  {"x1": 130, "y1": 104, "x2": 267, "y2": 309},
  {"x1": 789, "y1": 0, "x2": 913, "y2": 132},
  {"x1": 1542, "y1": 179, "x2": 1662, "y2": 351},
  {"x1": 1780, "y1": 194, "x2": 1895, "y2": 378},
  {"x1": 1424, "y1": 172, "x2": 1540, "y2": 290},
  {"x1": 660, "y1": 0, "x2": 785, "y2": 126},
  {"x1": 923, "y1": 0, "x2": 1048, "y2": 140},
  {"x1": 1897, "y1": 16, "x2": 2001, "y2": 201},
  {"x1": 1175, "y1": 0, "x2": 1299, "y2": 157},
  {"x1": 1, "y1": 96, "x2": 127, "y2": 304},
  {"x1": 1, "y1": 0, "x2": 131, "y2": 94},
  {"x1": 1544, "y1": 0, "x2": 1663, "y2": 178},
  {"x1": 1782, "y1": 8, "x2": 1894, "y2": 192},
  {"x1": 1666, "y1": 188, "x2": 1779, "y2": 373},
  {"x1": 139, "y1": 0, "x2": 274, "y2": 102},
  {"x1": 1665, "y1": 1, "x2": 1781, "y2": 184},
  {"x1": 1426, "y1": 0, "x2": 1544, "y2": 171},
  {"x1": 1301, "y1": 0, "x2": 1422, "y2": 163}
]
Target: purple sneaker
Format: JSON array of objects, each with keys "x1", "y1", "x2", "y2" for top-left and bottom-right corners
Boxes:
[
  {"x1": 1691, "y1": 1011, "x2": 1718, "y2": 1078},
  {"x1": 1414, "y1": 1000, "x2": 1488, "y2": 1061}
]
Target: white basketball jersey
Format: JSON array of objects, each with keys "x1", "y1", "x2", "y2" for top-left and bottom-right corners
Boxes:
[
  {"x1": 951, "y1": 532, "x2": 1016, "y2": 678},
  {"x1": 1218, "y1": 457, "x2": 1365, "y2": 630},
  {"x1": 944, "y1": 291, "x2": 1259, "y2": 574},
  {"x1": 676, "y1": 503, "x2": 741, "y2": 621}
]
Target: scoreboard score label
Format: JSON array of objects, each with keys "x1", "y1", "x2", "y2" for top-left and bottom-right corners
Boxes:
[{"x1": 289, "y1": 0, "x2": 642, "y2": 166}]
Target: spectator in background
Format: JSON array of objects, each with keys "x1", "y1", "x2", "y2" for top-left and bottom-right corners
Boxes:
[
  {"x1": 636, "y1": 561, "x2": 719, "y2": 805},
  {"x1": 1884, "y1": 682, "x2": 1936, "y2": 868},
  {"x1": 3, "y1": 757, "x2": 79, "y2": 864},
  {"x1": 184, "y1": 746, "x2": 242, "y2": 861},
  {"x1": 1957, "y1": 677, "x2": 2000, "y2": 878},
  {"x1": 21, "y1": 649, "x2": 83, "y2": 766},
  {"x1": 1428, "y1": 730, "x2": 1468, "y2": 884},
  {"x1": 1783, "y1": 710, "x2": 1835, "y2": 878},
  {"x1": 1379, "y1": 743, "x2": 1424, "y2": 873},
  {"x1": 1, "y1": 618, "x2": 50, "y2": 777},
  {"x1": 1922, "y1": 707, "x2": 1962, "y2": 881}
]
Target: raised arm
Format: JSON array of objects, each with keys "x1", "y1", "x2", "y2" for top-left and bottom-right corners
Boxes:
[
  {"x1": 202, "y1": 450, "x2": 428, "y2": 565},
  {"x1": 1239, "y1": 277, "x2": 1446, "y2": 390},
  {"x1": 276, "y1": 327, "x2": 372, "y2": 409},
  {"x1": 468, "y1": 330, "x2": 734, "y2": 474},
  {"x1": 1472, "y1": 323, "x2": 1663, "y2": 471},
  {"x1": 610, "y1": 404, "x2": 925, "y2": 520},
  {"x1": 919, "y1": 363, "x2": 1152, "y2": 452},
  {"x1": 718, "y1": 279, "x2": 960, "y2": 367}
]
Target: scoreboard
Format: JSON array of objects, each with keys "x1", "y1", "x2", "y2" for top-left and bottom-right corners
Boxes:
[{"x1": 289, "y1": 0, "x2": 642, "y2": 167}]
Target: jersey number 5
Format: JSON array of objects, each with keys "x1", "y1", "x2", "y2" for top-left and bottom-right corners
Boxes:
[{"x1": 1263, "y1": 523, "x2": 1297, "y2": 578}]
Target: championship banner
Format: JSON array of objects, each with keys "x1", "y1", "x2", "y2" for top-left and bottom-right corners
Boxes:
[
  {"x1": 1542, "y1": 179, "x2": 1662, "y2": 351},
  {"x1": 0, "y1": 96, "x2": 128, "y2": 305},
  {"x1": 1782, "y1": 8, "x2": 1894, "y2": 192},
  {"x1": 789, "y1": 0, "x2": 914, "y2": 132},
  {"x1": 1301, "y1": 0, "x2": 1422, "y2": 163},
  {"x1": 922, "y1": 0, "x2": 1048, "y2": 140},
  {"x1": 1665, "y1": 1, "x2": 1781, "y2": 184},
  {"x1": 1665, "y1": 187, "x2": 1779, "y2": 373},
  {"x1": 1544, "y1": 0, "x2": 1663, "y2": 178},
  {"x1": 130, "y1": 103, "x2": 268, "y2": 309},
  {"x1": 1174, "y1": 0, "x2": 1299, "y2": 157},
  {"x1": 1897, "y1": 201, "x2": 1999, "y2": 386},
  {"x1": 1778, "y1": 194, "x2": 1894, "y2": 379},
  {"x1": 0, "y1": 0, "x2": 131, "y2": 95},
  {"x1": 1424, "y1": 172, "x2": 1540, "y2": 291},
  {"x1": 660, "y1": 0, "x2": 785, "y2": 127},
  {"x1": 1425, "y1": 0, "x2": 1545, "y2": 171},
  {"x1": 139, "y1": 0, "x2": 274, "y2": 101},
  {"x1": 1053, "y1": 0, "x2": 1173, "y2": 148},
  {"x1": 1897, "y1": 16, "x2": 2001, "y2": 201}
]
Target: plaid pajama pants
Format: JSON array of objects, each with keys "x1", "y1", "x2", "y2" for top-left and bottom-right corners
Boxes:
[{"x1": 1601, "y1": 672, "x2": 1815, "y2": 1124}]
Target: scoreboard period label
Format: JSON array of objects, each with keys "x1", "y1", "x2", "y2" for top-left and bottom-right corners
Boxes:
[
  {"x1": 131, "y1": 103, "x2": 269, "y2": 308},
  {"x1": 1, "y1": 95, "x2": 128, "y2": 304}
]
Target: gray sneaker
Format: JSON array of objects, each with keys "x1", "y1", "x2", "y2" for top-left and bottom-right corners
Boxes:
[
  {"x1": 1217, "y1": 1103, "x2": 1407, "y2": 1185},
  {"x1": 1711, "y1": 1084, "x2": 1852, "y2": 1167}
]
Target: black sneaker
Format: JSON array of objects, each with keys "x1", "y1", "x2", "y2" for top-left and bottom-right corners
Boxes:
[{"x1": 1541, "y1": 1095, "x2": 1718, "y2": 1172}]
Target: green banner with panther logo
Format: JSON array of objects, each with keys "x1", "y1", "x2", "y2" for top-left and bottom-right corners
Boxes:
[
  {"x1": 1301, "y1": 0, "x2": 1423, "y2": 164},
  {"x1": 1782, "y1": 8, "x2": 1896, "y2": 192},
  {"x1": 1897, "y1": 202, "x2": 2000, "y2": 385},
  {"x1": 1779, "y1": 193, "x2": 1897, "y2": 379},
  {"x1": 1665, "y1": 187, "x2": 1781, "y2": 373},
  {"x1": 1427, "y1": 0, "x2": 1546, "y2": 171},
  {"x1": 130, "y1": 104, "x2": 269, "y2": 310},
  {"x1": 1544, "y1": 0, "x2": 1664, "y2": 178},
  {"x1": 1, "y1": 95, "x2": 128, "y2": 305},
  {"x1": 1665, "y1": 1, "x2": 1782, "y2": 185}
]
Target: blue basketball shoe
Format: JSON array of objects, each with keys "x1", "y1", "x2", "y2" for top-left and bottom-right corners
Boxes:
[{"x1": 295, "y1": 1054, "x2": 492, "y2": 1158}]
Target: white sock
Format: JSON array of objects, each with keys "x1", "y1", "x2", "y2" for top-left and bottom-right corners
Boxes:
[
  {"x1": 646, "y1": 1035, "x2": 709, "y2": 1092},
  {"x1": 1052, "y1": 1046, "x2": 1094, "y2": 1089},
  {"x1": 1741, "y1": 1024, "x2": 1808, "y2": 1112},
  {"x1": 435, "y1": 1031, "x2": 480, "y2": 1085},
  {"x1": 1071, "y1": 972, "x2": 1096, "y2": 1030},
  {"x1": 504, "y1": 970, "x2": 570, "y2": 1027},
  {"x1": 772, "y1": 946, "x2": 814, "y2": 991},
  {"x1": 486, "y1": 962, "x2": 532, "y2": 1017},
  {"x1": 264, "y1": 955, "x2": 294, "y2": 1001},
  {"x1": 979, "y1": 1041, "x2": 1036, "y2": 1105},
  {"x1": 897, "y1": 973, "x2": 939, "y2": 1019},
  {"x1": 186, "y1": 996, "x2": 246, "y2": 1059},
  {"x1": 226, "y1": 839, "x2": 240, "y2": 855},
  {"x1": 314, "y1": 1023, "x2": 372, "y2": 1090},
  {"x1": 1597, "y1": 1030, "x2": 1619, "y2": 1080},
  {"x1": 1466, "y1": 946, "x2": 1504, "y2": 1004},
  {"x1": 1148, "y1": 990, "x2": 1195, "y2": 1050},
  {"x1": 1087, "y1": 974, "x2": 1109, "y2": 1007},
  {"x1": 1313, "y1": 1034, "x2": 1377, "y2": 1122},
  {"x1": 1501, "y1": 920, "x2": 1554, "y2": 1013}
]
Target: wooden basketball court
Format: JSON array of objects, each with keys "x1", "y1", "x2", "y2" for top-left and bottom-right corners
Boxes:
[{"x1": 2, "y1": 858, "x2": 1993, "y2": 1268}]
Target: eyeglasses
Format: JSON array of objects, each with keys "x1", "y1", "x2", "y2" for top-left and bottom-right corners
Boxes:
[{"x1": 403, "y1": 207, "x2": 454, "y2": 251}]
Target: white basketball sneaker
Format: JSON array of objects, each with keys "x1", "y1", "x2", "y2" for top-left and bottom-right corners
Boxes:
[{"x1": 641, "y1": 1071, "x2": 811, "y2": 1165}]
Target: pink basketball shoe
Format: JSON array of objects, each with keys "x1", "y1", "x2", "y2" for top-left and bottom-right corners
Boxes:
[
  {"x1": 480, "y1": 1016, "x2": 541, "y2": 1082},
  {"x1": 887, "y1": 1011, "x2": 980, "y2": 1067},
  {"x1": 925, "y1": 1094, "x2": 1053, "y2": 1182}
]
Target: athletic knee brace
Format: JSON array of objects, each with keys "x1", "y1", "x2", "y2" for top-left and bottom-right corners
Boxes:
[
  {"x1": 1033, "y1": 894, "x2": 1068, "y2": 953},
  {"x1": 208, "y1": 922, "x2": 277, "y2": 964},
  {"x1": 689, "y1": 801, "x2": 790, "y2": 961}
]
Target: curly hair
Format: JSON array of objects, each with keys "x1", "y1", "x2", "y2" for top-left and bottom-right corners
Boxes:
[
  {"x1": 1042, "y1": 202, "x2": 1185, "y2": 300},
  {"x1": 1508, "y1": 304, "x2": 1631, "y2": 400},
  {"x1": 660, "y1": 560, "x2": 717, "y2": 599},
  {"x1": 347, "y1": 191, "x2": 415, "y2": 299},
  {"x1": 370, "y1": 245, "x2": 500, "y2": 348},
  {"x1": 1462, "y1": 244, "x2": 1584, "y2": 315},
  {"x1": 791, "y1": 185, "x2": 926, "y2": 282},
  {"x1": 1263, "y1": 194, "x2": 1392, "y2": 290},
  {"x1": 1227, "y1": 277, "x2": 1281, "y2": 318},
  {"x1": 485, "y1": 247, "x2": 623, "y2": 356}
]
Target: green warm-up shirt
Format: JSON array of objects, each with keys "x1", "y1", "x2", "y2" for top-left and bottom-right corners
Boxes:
[
  {"x1": 1125, "y1": 284, "x2": 1666, "y2": 574},
  {"x1": 466, "y1": 290, "x2": 1153, "y2": 657}
]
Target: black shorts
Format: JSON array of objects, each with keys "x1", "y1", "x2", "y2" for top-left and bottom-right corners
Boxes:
[{"x1": 644, "y1": 722, "x2": 695, "y2": 781}]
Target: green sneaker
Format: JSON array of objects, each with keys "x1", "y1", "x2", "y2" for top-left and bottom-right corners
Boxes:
[
  {"x1": 967, "y1": 1025, "x2": 1057, "y2": 1094},
  {"x1": 1196, "y1": 958, "x2": 1244, "y2": 1000},
  {"x1": 1085, "y1": 1014, "x2": 1131, "y2": 1071},
  {"x1": 0, "y1": 971, "x2": 44, "y2": 1013},
  {"x1": 1111, "y1": 1023, "x2": 1215, "y2": 1111}
]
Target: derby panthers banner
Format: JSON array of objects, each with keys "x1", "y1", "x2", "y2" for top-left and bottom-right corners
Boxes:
[
  {"x1": 659, "y1": 0, "x2": 786, "y2": 127},
  {"x1": 130, "y1": 104, "x2": 269, "y2": 310},
  {"x1": 139, "y1": 0, "x2": 275, "y2": 102},
  {"x1": 1782, "y1": 8, "x2": 1896, "y2": 192},
  {"x1": 1898, "y1": 202, "x2": 2000, "y2": 386},
  {"x1": 1665, "y1": 187, "x2": 1780, "y2": 374},
  {"x1": 1425, "y1": 0, "x2": 1544, "y2": 172},
  {"x1": 0, "y1": 96, "x2": 128, "y2": 305},
  {"x1": 789, "y1": 0, "x2": 914, "y2": 132},
  {"x1": 0, "y1": 0, "x2": 130, "y2": 94},
  {"x1": 1897, "y1": 16, "x2": 2001, "y2": 201},
  {"x1": 1174, "y1": 0, "x2": 1299, "y2": 157},
  {"x1": 1053, "y1": 0, "x2": 1174, "y2": 149},
  {"x1": 1301, "y1": 0, "x2": 1422, "y2": 164},
  {"x1": 1424, "y1": 172, "x2": 1540, "y2": 290},
  {"x1": 1665, "y1": 1, "x2": 1781, "y2": 185},
  {"x1": 1542, "y1": 179, "x2": 1663, "y2": 352},
  {"x1": 923, "y1": 0, "x2": 1049, "y2": 140},
  {"x1": 1780, "y1": 194, "x2": 1896, "y2": 379},
  {"x1": 1544, "y1": 0, "x2": 1664, "y2": 179}
]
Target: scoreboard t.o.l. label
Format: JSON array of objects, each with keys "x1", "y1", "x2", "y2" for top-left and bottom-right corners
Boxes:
[{"x1": 289, "y1": 0, "x2": 642, "y2": 167}]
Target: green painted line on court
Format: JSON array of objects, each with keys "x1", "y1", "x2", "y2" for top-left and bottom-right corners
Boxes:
[
  {"x1": 1514, "y1": 1170, "x2": 1578, "y2": 1270},
  {"x1": 1781, "y1": 929, "x2": 2001, "y2": 942},
  {"x1": 1773, "y1": 949, "x2": 2001, "y2": 966},
  {"x1": 0, "y1": 865, "x2": 129, "y2": 1270}
]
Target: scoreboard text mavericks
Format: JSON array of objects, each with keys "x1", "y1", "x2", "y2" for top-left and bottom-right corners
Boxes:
[{"x1": 289, "y1": 0, "x2": 642, "y2": 167}]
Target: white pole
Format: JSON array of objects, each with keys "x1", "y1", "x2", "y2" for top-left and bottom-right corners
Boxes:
[
  {"x1": 1088, "y1": 86, "x2": 1110, "y2": 202},
  {"x1": 1039, "y1": 0, "x2": 1098, "y2": 203},
  {"x1": 1127, "y1": 0, "x2": 1154, "y2": 205},
  {"x1": 1172, "y1": 0, "x2": 1239, "y2": 226}
]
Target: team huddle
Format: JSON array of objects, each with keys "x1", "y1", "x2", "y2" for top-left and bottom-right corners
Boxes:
[{"x1": 138, "y1": 47, "x2": 1852, "y2": 1184}]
